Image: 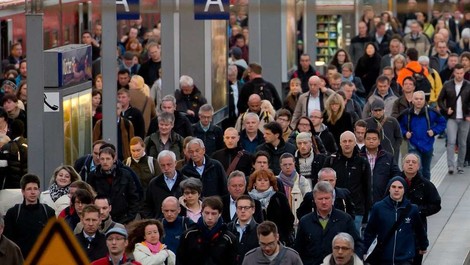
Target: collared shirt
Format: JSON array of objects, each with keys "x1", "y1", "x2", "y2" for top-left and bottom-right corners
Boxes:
[
  {"x1": 455, "y1": 81, "x2": 463, "y2": 119},
  {"x1": 200, "y1": 122, "x2": 210, "y2": 132},
  {"x1": 231, "y1": 82, "x2": 239, "y2": 116},
  {"x1": 235, "y1": 218, "x2": 252, "y2": 242},
  {"x1": 317, "y1": 210, "x2": 331, "y2": 229},
  {"x1": 165, "y1": 172, "x2": 177, "y2": 190},
  {"x1": 308, "y1": 93, "x2": 321, "y2": 115},
  {"x1": 366, "y1": 149, "x2": 377, "y2": 173},
  {"x1": 230, "y1": 197, "x2": 237, "y2": 220},
  {"x1": 193, "y1": 158, "x2": 206, "y2": 176}
]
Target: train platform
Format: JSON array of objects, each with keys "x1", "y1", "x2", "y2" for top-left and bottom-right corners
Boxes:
[{"x1": 423, "y1": 137, "x2": 470, "y2": 265}]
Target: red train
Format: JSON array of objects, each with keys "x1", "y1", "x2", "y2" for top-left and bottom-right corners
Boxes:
[{"x1": 0, "y1": 0, "x2": 160, "y2": 60}]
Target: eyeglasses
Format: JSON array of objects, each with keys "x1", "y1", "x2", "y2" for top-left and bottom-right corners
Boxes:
[
  {"x1": 236, "y1": 206, "x2": 253, "y2": 211},
  {"x1": 276, "y1": 118, "x2": 289, "y2": 123},
  {"x1": 259, "y1": 241, "x2": 277, "y2": 248},
  {"x1": 298, "y1": 123, "x2": 310, "y2": 126},
  {"x1": 333, "y1": 246, "x2": 352, "y2": 251}
]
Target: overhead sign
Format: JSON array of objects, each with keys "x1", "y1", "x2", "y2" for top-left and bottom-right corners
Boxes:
[
  {"x1": 117, "y1": 0, "x2": 140, "y2": 20},
  {"x1": 25, "y1": 219, "x2": 90, "y2": 265},
  {"x1": 194, "y1": 0, "x2": 229, "y2": 20}
]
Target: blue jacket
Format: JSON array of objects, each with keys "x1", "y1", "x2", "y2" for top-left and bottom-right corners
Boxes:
[
  {"x1": 364, "y1": 196, "x2": 429, "y2": 264},
  {"x1": 294, "y1": 208, "x2": 363, "y2": 265},
  {"x1": 399, "y1": 106, "x2": 446, "y2": 153}
]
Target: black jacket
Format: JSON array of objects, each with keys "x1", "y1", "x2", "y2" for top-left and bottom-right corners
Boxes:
[
  {"x1": 294, "y1": 208, "x2": 364, "y2": 265},
  {"x1": 255, "y1": 139, "x2": 297, "y2": 175},
  {"x1": 325, "y1": 147, "x2": 372, "y2": 216},
  {"x1": 175, "y1": 87, "x2": 208, "y2": 123},
  {"x1": 291, "y1": 65, "x2": 318, "y2": 93},
  {"x1": 138, "y1": 59, "x2": 161, "y2": 86},
  {"x1": 87, "y1": 164, "x2": 141, "y2": 224},
  {"x1": 121, "y1": 106, "x2": 146, "y2": 139},
  {"x1": 296, "y1": 188, "x2": 355, "y2": 221},
  {"x1": 359, "y1": 146, "x2": 401, "y2": 203},
  {"x1": 147, "y1": 111, "x2": 194, "y2": 138},
  {"x1": 401, "y1": 172, "x2": 441, "y2": 228},
  {"x1": 211, "y1": 147, "x2": 253, "y2": 177},
  {"x1": 177, "y1": 223, "x2": 238, "y2": 265},
  {"x1": 0, "y1": 136, "x2": 28, "y2": 189},
  {"x1": 75, "y1": 231, "x2": 107, "y2": 262},
  {"x1": 221, "y1": 195, "x2": 264, "y2": 224},
  {"x1": 182, "y1": 155, "x2": 228, "y2": 197},
  {"x1": 261, "y1": 192, "x2": 295, "y2": 246},
  {"x1": 294, "y1": 151, "x2": 327, "y2": 181},
  {"x1": 192, "y1": 123, "x2": 224, "y2": 156},
  {"x1": 437, "y1": 79, "x2": 470, "y2": 119},
  {"x1": 142, "y1": 171, "x2": 187, "y2": 219},
  {"x1": 237, "y1": 77, "x2": 282, "y2": 113},
  {"x1": 227, "y1": 219, "x2": 259, "y2": 265}
]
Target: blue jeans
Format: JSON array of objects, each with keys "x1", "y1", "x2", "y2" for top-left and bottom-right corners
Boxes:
[
  {"x1": 354, "y1": 215, "x2": 363, "y2": 238},
  {"x1": 446, "y1": 119, "x2": 470, "y2": 168},
  {"x1": 408, "y1": 144, "x2": 433, "y2": 180}
]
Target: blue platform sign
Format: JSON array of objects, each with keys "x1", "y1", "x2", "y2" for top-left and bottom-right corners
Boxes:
[
  {"x1": 117, "y1": 0, "x2": 140, "y2": 20},
  {"x1": 194, "y1": 0, "x2": 229, "y2": 20}
]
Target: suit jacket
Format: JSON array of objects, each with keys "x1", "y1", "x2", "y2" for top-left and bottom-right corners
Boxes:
[{"x1": 221, "y1": 195, "x2": 264, "y2": 224}]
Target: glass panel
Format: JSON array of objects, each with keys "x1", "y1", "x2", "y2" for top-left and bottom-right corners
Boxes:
[{"x1": 211, "y1": 20, "x2": 227, "y2": 112}]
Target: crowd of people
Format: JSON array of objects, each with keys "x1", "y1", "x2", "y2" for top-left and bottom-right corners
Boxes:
[{"x1": 1, "y1": 0, "x2": 470, "y2": 264}]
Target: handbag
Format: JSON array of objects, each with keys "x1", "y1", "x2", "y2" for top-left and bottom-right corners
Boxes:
[{"x1": 364, "y1": 204, "x2": 411, "y2": 264}]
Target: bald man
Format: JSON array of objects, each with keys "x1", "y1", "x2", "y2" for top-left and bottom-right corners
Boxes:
[
  {"x1": 161, "y1": 196, "x2": 195, "y2": 253},
  {"x1": 291, "y1": 75, "x2": 334, "y2": 126},
  {"x1": 212, "y1": 128, "x2": 253, "y2": 177}
]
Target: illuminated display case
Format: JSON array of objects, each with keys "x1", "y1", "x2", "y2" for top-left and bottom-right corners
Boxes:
[
  {"x1": 63, "y1": 89, "x2": 92, "y2": 165},
  {"x1": 316, "y1": 15, "x2": 343, "y2": 63},
  {"x1": 211, "y1": 20, "x2": 227, "y2": 112}
]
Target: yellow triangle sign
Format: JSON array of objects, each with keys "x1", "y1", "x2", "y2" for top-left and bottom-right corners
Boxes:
[{"x1": 25, "y1": 218, "x2": 90, "y2": 265}]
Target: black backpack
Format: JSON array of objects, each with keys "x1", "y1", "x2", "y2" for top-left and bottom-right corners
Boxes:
[
  {"x1": 406, "y1": 67, "x2": 432, "y2": 94},
  {"x1": 253, "y1": 82, "x2": 274, "y2": 105}
]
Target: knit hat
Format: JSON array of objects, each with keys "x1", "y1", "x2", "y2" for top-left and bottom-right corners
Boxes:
[
  {"x1": 371, "y1": 98, "x2": 385, "y2": 110},
  {"x1": 2, "y1": 78, "x2": 17, "y2": 92},
  {"x1": 105, "y1": 227, "x2": 128, "y2": 239},
  {"x1": 386, "y1": 176, "x2": 408, "y2": 194}
]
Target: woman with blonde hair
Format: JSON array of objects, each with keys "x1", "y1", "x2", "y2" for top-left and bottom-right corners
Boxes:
[
  {"x1": 393, "y1": 54, "x2": 406, "y2": 77},
  {"x1": 127, "y1": 219, "x2": 176, "y2": 265},
  {"x1": 259, "y1": 100, "x2": 275, "y2": 132},
  {"x1": 40, "y1": 165, "x2": 81, "y2": 216},
  {"x1": 323, "y1": 93, "x2": 353, "y2": 146},
  {"x1": 129, "y1": 75, "x2": 156, "y2": 133}
]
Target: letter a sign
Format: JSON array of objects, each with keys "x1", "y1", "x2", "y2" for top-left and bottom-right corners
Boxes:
[{"x1": 194, "y1": 0, "x2": 229, "y2": 20}]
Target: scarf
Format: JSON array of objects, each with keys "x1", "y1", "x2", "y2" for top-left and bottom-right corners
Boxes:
[
  {"x1": 197, "y1": 216, "x2": 223, "y2": 241},
  {"x1": 49, "y1": 182, "x2": 70, "y2": 202},
  {"x1": 249, "y1": 187, "x2": 275, "y2": 210},
  {"x1": 142, "y1": 241, "x2": 164, "y2": 254},
  {"x1": 278, "y1": 171, "x2": 298, "y2": 188}
]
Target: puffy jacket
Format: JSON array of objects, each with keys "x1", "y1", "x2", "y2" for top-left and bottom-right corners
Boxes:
[
  {"x1": 359, "y1": 146, "x2": 401, "y2": 203},
  {"x1": 364, "y1": 196, "x2": 429, "y2": 264},
  {"x1": 181, "y1": 155, "x2": 228, "y2": 197},
  {"x1": 399, "y1": 106, "x2": 446, "y2": 153},
  {"x1": 294, "y1": 208, "x2": 363, "y2": 265},
  {"x1": 87, "y1": 164, "x2": 141, "y2": 224}
]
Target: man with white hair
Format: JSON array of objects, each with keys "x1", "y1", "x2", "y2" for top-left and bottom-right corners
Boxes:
[
  {"x1": 418, "y1": 55, "x2": 443, "y2": 106},
  {"x1": 175, "y1": 75, "x2": 208, "y2": 123},
  {"x1": 239, "y1": 112, "x2": 265, "y2": 154},
  {"x1": 142, "y1": 150, "x2": 188, "y2": 219},
  {"x1": 182, "y1": 138, "x2": 228, "y2": 197},
  {"x1": 321, "y1": 233, "x2": 363, "y2": 265}
]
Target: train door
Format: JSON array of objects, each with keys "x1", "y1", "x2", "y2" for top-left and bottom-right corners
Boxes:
[
  {"x1": 0, "y1": 19, "x2": 13, "y2": 61},
  {"x1": 78, "y1": 1, "x2": 93, "y2": 39}
]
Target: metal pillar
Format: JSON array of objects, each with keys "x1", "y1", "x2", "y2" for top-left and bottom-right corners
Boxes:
[
  {"x1": 101, "y1": 0, "x2": 117, "y2": 148},
  {"x1": 161, "y1": 0, "x2": 180, "y2": 95},
  {"x1": 26, "y1": 10, "x2": 46, "y2": 186}
]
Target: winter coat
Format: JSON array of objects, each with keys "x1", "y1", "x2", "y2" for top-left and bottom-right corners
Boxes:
[
  {"x1": 147, "y1": 111, "x2": 194, "y2": 138},
  {"x1": 0, "y1": 235, "x2": 23, "y2": 265},
  {"x1": 255, "y1": 139, "x2": 297, "y2": 175},
  {"x1": 87, "y1": 164, "x2": 141, "y2": 224},
  {"x1": 227, "y1": 219, "x2": 259, "y2": 265},
  {"x1": 181, "y1": 155, "x2": 228, "y2": 197},
  {"x1": 364, "y1": 196, "x2": 429, "y2": 264},
  {"x1": 354, "y1": 52, "x2": 381, "y2": 96},
  {"x1": 398, "y1": 106, "x2": 446, "y2": 153},
  {"x1": 133, "y1": 243, "x2": 176, "y2": 265},
  {"x1": 291, "y1": 65, "x2": 319, "y2": 93},
  {"x1": 144, "y1": 130, "x2": 184, "y2": 159},
  {"x1": 362, "y1": 89, "x2": 399, "y2": 119},
  {"x1": 294, "y1": 208, "x2": 363, "y2": 265},
  {"x1": 364, "y1": 115, "x2": 403, "y2": 163},
  {"x1": 192, "y1": 123, "x2": 224, "y2": 156},
  {"x1": 40, "y1": 191, "x2": 70, "y2": 216},
  {"x1": 359, "y1": 146, "x2": 401, "y2": 203},
  {"x1": 175, "y1": 86, "x2": 208, "y2": 123},
  {"x1": 212, "y1": 147, "x2": 253, "y2": 177}
]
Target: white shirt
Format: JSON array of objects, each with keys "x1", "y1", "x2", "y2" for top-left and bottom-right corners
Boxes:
[
  {"x1": 230, "y1": 196, "x2": 237, "y2": 220},
  {"x1": 308, "y1": 93, "x2": 321, "y2": 116},
  {"x1": 231, "y1": 82, "x2": 239, "y2": 116}
]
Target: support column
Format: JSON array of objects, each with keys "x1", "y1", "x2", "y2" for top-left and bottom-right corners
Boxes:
[
  {"x1": 101, "y1": 0, "x2": 117, "y2": 147},
  {"x1": 161, "y1": 0, "x2": 180, "y2": 96},
  {"x1": 26, "y1": 13, "x2": 45, "y2": 185}
]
